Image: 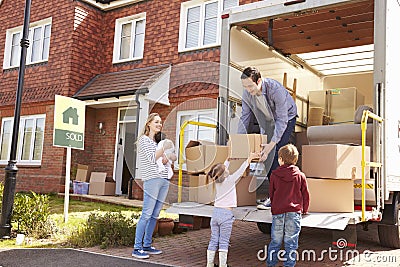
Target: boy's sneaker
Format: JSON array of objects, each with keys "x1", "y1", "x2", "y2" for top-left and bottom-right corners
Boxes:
[
  {"x1": 143, "y1": 246, "x2": 162, "y2": 255},
  {"x1": 257, "y1": 198, "x2": 271, "y2": 210},
  {"x1": 132, "y1": 249, "x2": 149, "y2": 259}
]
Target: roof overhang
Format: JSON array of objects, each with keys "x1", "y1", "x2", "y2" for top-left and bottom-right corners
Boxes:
[
  {"x1": 74, "y1": 65, "x2": 171, "y2": 108},
  {"x1": 79, "y1": 0, "x2": 145, "y2": 11}
]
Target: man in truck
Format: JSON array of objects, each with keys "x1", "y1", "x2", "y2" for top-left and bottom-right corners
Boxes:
[{"x1": 238, "y1": 67, "x2": 297, "y2": 209}]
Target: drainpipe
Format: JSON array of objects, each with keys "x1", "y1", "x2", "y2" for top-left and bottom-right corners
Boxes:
[{"x1": 128, "y1": 88, "x2": 149, "y2": 199}]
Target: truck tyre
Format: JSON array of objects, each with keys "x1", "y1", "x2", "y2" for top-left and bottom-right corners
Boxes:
[
  {"x1": 257, "y1": 222, "x2": 271, "y2": 234},
  {"x1": 378, "y1": 192, "x2": 400, "y2": 248}
]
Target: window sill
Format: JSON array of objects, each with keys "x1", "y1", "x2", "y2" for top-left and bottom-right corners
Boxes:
[
  {"x1": 0, "y1": 163, "x2": 42, "y2": 168},
  {"x1": 3, "y1": 61, "x2": 48, "y2": 71},
  {"x1": 112, "y1": 57, "x2": 143, "y2": 65},
  {"x1": 178, "y1": 44, "x2": 220, "y2": 54}
]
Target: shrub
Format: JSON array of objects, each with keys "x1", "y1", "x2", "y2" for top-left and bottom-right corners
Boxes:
[
  {"x1": 68, "y1": 211, "x2": 137, "y2": 249},
  {"x1": 13, "y1": 192, "x2": 53, "y2": 238},
  {"x1": 0, "y1": 183, "x2": 53, "y2": 238}
]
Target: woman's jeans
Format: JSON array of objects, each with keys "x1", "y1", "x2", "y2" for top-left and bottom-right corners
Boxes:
[
  {"x1": 208, "y1": 207, "x2": 235, "y2": 252},
  {"x1": 267, "y1": 212, "x2": 301, "y2": 267},
  {"x1": 134, "y1": 178, "x2": 169, "y2": 250}
]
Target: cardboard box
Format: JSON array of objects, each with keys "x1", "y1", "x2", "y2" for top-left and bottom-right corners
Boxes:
[
  {"x1": 72, "y1": 181, "x2": 89, "y2": 195},
  {"x1": 236, "y1": 175, "x2": 257, "y2": 206},
  {"x1": 307, "y1": 178, "x2": 354, "y2": 212},
  {"x1": 88, "y1": 172, "x2": 116, "y2": 196},
  {"x1": 228, "y1": 159, "x2": 257, "y2": 206},
  {"x1": 197, "y1": 174, "x2": 215, "y2": 204},
  {"x1": 189, "y1": 175, "x2": 199, "y2": 202},
  {"x1": 302, "y1": 144, "x2": 370, "y2": 179},
  {"x1": 75, "y1": 164, "x2": 92, "y2": 182},
  {"x1": 185, "y1": 140, "x2": 228, "y2": 173},
  {"x1": 228, "y1": 134, "x2": 267, "y2": 158}
]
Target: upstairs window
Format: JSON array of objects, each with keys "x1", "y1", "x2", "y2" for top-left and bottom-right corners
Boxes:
[
  {"x1": 179, "y1": 0, "x2": 238, "y2": 52},
  {"x1": 113, "y1": 13, "x2": 146, "y2": 63},
  {"x1": 3, "y1": 18, "x2": 51, "y2": 69}
]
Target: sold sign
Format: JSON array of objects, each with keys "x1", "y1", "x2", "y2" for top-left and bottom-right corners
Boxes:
[{"x1": 53, "y1": 95, "x2": 85, "y2": 150}]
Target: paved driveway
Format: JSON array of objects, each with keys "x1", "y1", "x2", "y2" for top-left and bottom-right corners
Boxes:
[
  {"x1": 0, "y1": 248, "x2": 172, "y2": 267},
  {"x1": 83, "y1": 220, "x2": 400, "y2": 267}
]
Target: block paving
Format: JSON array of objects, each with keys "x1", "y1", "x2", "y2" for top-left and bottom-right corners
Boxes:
[{"x1": 82, "y1": 214, "x2": 400, "y2": 266}]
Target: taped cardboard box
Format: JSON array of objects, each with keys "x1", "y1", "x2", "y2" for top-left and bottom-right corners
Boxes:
[
  {"x1": 75, "y1": 164, "x2": 92, "y2": 182},
  {"x1": 302, "y1": 144, "x2": 370, "y2": 179},
  {"x1": 307, "y1": 178, "x2": 354, "y2": 212},
  {"x1": 228, "y1": 134, "x2": 267, "y2": 158},
  {"x1": 88, "y1": 172, "x2": 116, "y2": 196},
  {"x1": 185, "y1": 140, "x2": 228, "y2": 174}
]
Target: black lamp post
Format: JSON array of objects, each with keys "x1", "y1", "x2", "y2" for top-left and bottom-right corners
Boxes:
[{"x1": 0, "y1": 0, "x2": 32, "y2": 238}]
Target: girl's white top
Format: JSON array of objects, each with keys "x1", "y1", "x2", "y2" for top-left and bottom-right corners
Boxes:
[{"x1": 214, "y1": 160, "x2": 249, "y2": 208}]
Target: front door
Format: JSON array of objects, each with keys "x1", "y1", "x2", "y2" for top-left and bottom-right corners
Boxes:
[{"x1": 114, "y1": 108, "x2": 137, "y2": 195}]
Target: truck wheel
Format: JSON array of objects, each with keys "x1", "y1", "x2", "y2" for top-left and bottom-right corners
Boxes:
[
  {"x1": 257, "y1": 222, "x2": 271, "y2": 234},
  {"x1": 378, "y1": 192, "x2": 400, "y2": 248}
]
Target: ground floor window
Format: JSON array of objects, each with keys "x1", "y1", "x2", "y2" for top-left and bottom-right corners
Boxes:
[
  {"x1": 0, "y1": 114, "x2": 46, "y2": 165},
  {"x1": 175, "y1": 109, "x2": 217, "y2": 169}
]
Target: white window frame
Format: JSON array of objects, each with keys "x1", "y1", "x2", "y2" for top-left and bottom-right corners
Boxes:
[
  {"x1": 0, "y1": 114, "x2": 46, "y2": 166},
  {"x1": 175, "y1": 109, "x2": 217, "y2": 170},
  {"x1": 113, "y1": 12, "x2": 146, "y2": 64},
  {"x1": 178, "y1": 0, "x2": 238, "y2": 52},
  {"x1": 3, "y1": 17, "x2": 52, "y2": 69}
]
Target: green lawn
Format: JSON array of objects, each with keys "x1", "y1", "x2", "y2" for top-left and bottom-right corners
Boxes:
[
  {"x1": 0, "y1": 194, "x2": 141, "y2": 248},
  {"x1": 0, "y1": 194, "x2": 177, "y2": 249}
]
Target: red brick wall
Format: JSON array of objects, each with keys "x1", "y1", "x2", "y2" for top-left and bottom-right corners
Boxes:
[
  {"x1": 0, "y1": 103, "x2": 65, "y2": 193},
  {"x1": 0, "y1": 0, "x2": 263, "y2": 194}
]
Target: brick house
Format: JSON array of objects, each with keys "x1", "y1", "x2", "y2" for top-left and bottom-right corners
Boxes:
[{"x1": 0, "y1": 0, "x2": 257, "y2": 201}]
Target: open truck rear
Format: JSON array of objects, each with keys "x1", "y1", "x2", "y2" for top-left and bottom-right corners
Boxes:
[{"x1": 168, "y1": 0, "x2": 400, "y2": 248}]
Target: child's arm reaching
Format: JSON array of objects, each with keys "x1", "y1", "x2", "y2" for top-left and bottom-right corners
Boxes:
[{"x1": 230, "y1": 152, "x2": 260, "y2": 182}]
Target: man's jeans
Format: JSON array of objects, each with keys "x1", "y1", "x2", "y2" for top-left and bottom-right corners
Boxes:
[
  {"x1": 267, "y1": 212, "x2": 301, "y2": 267},
  {"x1": 134, "y1": 178, "x2": 169, "y2": 250},
  {"x1": 267, "y1": 117, "x2": 296, "y2": 177}
]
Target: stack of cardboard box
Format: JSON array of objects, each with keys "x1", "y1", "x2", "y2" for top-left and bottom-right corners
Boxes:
[
  {"x1": 185, "y1": 134, "x2": 265, "y2": 206},
  {"x1": 186, "y1": 140, "x2": 228, "y2": 204},
  {"x1": 302, "y1": 144, "x2": 370, "y2": 212}
]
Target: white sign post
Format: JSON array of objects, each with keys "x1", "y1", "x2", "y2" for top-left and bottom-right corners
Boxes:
[{"x1": 53, "y1": 95, "x2": 85, "y2": 222}]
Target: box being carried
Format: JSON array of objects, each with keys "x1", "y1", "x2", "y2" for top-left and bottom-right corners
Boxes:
[
  {"x1": 88, "y1": 172, "x2": 116, "y2": 196},
  {"x1": 185, "y1": 140, "x2": 228, "y2": 174},
  {"x1": 228, "y1": 134, "x2": 267, "y2": 158}
]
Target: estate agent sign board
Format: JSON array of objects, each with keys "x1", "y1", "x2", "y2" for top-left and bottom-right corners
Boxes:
[{"x1": 53, "y1": 95, "x2": 85, "y2": 150}]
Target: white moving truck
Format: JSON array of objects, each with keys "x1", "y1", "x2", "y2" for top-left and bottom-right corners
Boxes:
[{"x1": 168, "y1": 0, "x2": 400, "y2": 248}]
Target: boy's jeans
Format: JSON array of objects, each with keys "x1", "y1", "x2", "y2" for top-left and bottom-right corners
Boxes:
[
  {"x1": 267, "y1": 212, "x2": 301, "y2": 267},
  {"x1": 134, "y1": 178, "x2": 169, "y2": 250}
]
